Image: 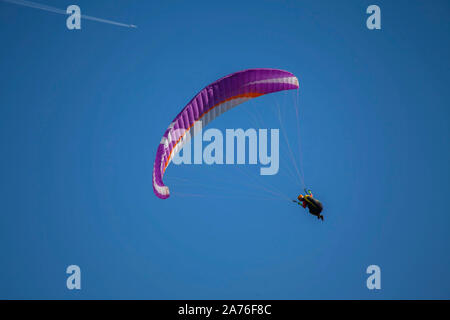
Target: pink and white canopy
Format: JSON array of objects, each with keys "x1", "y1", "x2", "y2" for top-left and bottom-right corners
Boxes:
[{"x1": 153, "y1": 68, "x2": 299, "y2": 199}]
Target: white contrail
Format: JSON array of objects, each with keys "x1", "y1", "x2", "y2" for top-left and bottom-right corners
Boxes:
[{"x1": 1, "y1": 0, "x2": 137, "y2": 28}]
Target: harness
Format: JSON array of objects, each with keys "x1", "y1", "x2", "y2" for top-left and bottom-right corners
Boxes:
[
  {"x1": 303, "y1": 195, "x2": 322, "y2": 212},
  {"x1": 303, "y1": 195, "x2": 315, "y2": 207}
]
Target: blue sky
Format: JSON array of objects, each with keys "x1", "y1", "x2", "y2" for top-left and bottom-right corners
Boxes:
[{"x1": 0, "y1": 0, "x2": 449, "y2": 299}]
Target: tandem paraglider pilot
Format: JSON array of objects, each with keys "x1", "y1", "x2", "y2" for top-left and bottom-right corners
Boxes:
[{"x1": 293, "y1": 189, "x2": 324, "y2": 221}]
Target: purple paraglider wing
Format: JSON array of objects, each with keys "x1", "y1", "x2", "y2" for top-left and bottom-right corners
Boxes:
[{"x1": 153, "y1": 68, "x2": 299, "y2": 199}]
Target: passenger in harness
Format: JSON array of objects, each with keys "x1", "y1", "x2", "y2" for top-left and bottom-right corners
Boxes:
[{"x1": 293, "y1": 189, "x2": 324, "y2": 221}]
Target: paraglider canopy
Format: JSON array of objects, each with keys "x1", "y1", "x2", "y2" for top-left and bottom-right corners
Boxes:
[{"x1": 153, "y1": 68, "x2": 299, "y2": 199}]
